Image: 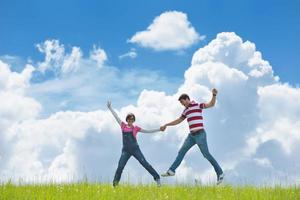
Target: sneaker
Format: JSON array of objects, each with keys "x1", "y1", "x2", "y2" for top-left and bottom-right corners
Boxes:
[
  {"x1": 217, "y1": 173, "x2": 224, "y2": 185},
  {"x1": 155, "y1": 178, "x2": 161, "y2": 187},
  {"x1": 161, "y1": 169, "x2": 175, "y2": 177}
]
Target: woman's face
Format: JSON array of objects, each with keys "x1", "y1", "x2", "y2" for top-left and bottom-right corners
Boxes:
[{"x1": 126, "y1": 117, "x2": 135, "y2": 125}]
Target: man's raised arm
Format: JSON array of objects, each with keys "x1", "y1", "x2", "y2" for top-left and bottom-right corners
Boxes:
[{"x1": 204, "y1": 88, "x2": 218, "y2": 109}]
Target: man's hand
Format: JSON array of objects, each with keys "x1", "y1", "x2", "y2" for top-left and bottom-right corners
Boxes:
[
  {"x1": 212, "y1": 88, "x2": 218, "y2": 96},
  {"x1": 160, "y1": 125, "x2": 167, "y2": 132}
]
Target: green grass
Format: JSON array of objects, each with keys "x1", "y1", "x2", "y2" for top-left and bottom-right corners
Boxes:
[{"x1": 0, "y1": 182, "x2": 299, "y2": 200}]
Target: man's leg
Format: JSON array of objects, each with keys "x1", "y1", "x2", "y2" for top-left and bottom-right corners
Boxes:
[
  {"x1": 168, "y1": 134, "x2": 195, "y2": 173},
  {"x1": 132, "y1": 147, "x2": 160, "y2": 181},
  {"x1": 113, "y1": 150, "x2": 131, "y2": 186},
  {"x1": 195, "y1": 131, "x2": 223, "y2": 177}
]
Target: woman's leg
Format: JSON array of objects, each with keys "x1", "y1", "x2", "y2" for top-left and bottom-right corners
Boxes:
[
  {"x1": 132, "y1": 147, "x2": 160, "y2": 181},
  {"x1": 113, "y1": 150, "x2": 131, "y2": 186}
]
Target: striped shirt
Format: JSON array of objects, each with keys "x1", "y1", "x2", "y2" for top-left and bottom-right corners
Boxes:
[{"x1": 181, "y1": 101, "x2": 206, "y2": 132}]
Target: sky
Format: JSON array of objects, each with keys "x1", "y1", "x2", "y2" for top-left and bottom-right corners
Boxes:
[{"x1": 0, "y1": 0, "x2": 300, "y2": 185}]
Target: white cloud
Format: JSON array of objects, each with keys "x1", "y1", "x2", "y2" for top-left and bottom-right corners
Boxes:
[
  {"x1": 129, "y1": 11, "x2": 203, "y2": 51},
  {"x1": 36, "y1": 40, "x2": 107, "y2": 74},
  {"x1": 48, "y1": 139, "x2": 78, "y2": 182},
  {"x1": 1, "y1": 110, "x2": 108, "y2": 182},
  {"x1": 62, "y1": 47, "x2": 82, "y2": 74},
  {"x1": 0, "y1": 60, "x2": 34, "y2": 93},
  {"x1": 119, "y1": 48, "x2": 137, "y2": 59},
  {"x1": 245, "y1": 83, "x2": 300, "y2": 155},
  {"x1": 253, "y1": 158, "x2": 272, "y2": 168},
  {"x1": 0, "y1": 60, "x2": 41, "y2": 133},
  {"x1": 29, "y1": 42, "x2": 179, "y2": 115},
  {"x1": 90, "y1": 45, "x2": 107, "y2": 67},
  {"x1": 0, "y1": 60, "x2": 42, "y2": 172},
  {"x1": 36, "y1": 40, "x2": 65, "y2": 73},
  {"x1": 181, "y1": 32, "x2": 299, "y2": 185}
]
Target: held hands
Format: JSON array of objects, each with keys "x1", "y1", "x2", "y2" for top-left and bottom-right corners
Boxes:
[{"x1": 160, "y1": 125, "x2": 167, "y2": 132}]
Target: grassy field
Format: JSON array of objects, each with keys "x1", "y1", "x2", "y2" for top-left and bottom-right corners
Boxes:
[{"x1": 0, "y1": 182, "x2": 299, "y2": 200}]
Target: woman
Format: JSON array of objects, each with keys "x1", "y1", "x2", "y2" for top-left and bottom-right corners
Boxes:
[{"x1": 107, "y1": 101, "x2": 162, "y2": 187}]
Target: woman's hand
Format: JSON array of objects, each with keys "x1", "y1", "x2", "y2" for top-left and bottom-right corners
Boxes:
[
  {"x1": 160, "y1": 125, "x2": 167, "y2": 132},
  {"x1": 107, "y1": 101, "x2": 112, "y2": 109}
]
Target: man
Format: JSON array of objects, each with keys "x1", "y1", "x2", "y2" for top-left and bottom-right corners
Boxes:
[{"x1": 160, "y1": 88, "x2": 224, "y2": 184}]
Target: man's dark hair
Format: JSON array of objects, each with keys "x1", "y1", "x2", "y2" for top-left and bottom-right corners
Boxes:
[
  {"x1": 178, "y1": 94, "x2": 190, "y2": 101},
  {"x1": 126, "y1": 113, "x2": 136, "y2": 122}
]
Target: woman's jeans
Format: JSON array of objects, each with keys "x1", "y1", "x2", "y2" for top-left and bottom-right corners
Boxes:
[
  {"x1": 113, "y1": 141, "x2": 160, "y2": 185},
  {"x1": 169, "y1": 129, "x2": 223, "y2": 176}
]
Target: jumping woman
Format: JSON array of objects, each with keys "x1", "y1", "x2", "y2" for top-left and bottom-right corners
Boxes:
[{"x1": 107, "y1": 101, "x2": 162, "y2": 187}]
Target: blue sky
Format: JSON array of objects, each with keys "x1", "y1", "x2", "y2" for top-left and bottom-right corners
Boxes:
[
  {"x1": 1, "y1": 1, "x2": 300, "y2": 185},
  {"x1": 1, "y1": 0, "x2": 299, "y2": 84}
]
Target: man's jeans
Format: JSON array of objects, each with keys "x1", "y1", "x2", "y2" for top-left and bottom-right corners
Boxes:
[
  {"x1": 170, "y1": 129, "x2": 223, "y2": 176},
  {"x1": 113, "y1": 147, "x2": 160, "y2": 184}
]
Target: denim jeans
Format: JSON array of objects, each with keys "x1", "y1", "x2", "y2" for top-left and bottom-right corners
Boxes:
[
  {"x1": 170, "y1": 129, "x2": 223, "y2": 176},
  {"x1": 113, "y1": 146, "x2": 160, "y2": 184}
]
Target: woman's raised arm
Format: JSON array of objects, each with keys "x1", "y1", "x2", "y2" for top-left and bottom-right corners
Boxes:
[{"x1": 107, "y1": 101, "x2": 122, "y2": 126}]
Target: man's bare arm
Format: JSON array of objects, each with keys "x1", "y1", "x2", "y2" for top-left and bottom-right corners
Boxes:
[
  {"x1": 161, "y1": 117, "x2": 185, "y2": 131},
  {"x1": 204, "y1": 88, "x2": 218, "y2": 108}
]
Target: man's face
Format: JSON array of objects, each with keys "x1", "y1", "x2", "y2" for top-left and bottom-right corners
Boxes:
[{"x1": 179, "y1": 99, "x2": 190, "y2": 108}]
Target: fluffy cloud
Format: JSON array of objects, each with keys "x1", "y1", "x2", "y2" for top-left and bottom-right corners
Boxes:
[
  {"x1": 61, "y1": 47, "x2": 82, "y2": 74},
  {"x1": 180, "y1": 32, "x2": 299, "y2": 185},
  {"x1": 0, "y1": 60, "x2": 34, "y2": 93},
  {"x1": 1, "y1": 32, "x2": 299, "y2": 186},
  {"x1": 121, "y1": 32, "x2": 298, "y2": 185},
  {"x1": 89, "y1": 45, "x2": 107, "y2": 67},
  {"x1": 129, "y1": 11, "x2": 203, "y2": 51},
  {"x1": 246, "y1": 83, "x2": 300, "y2": 155},
  {"x1": 29, "y1": 40, "x2": 179, "y2": 116},
  {"x1": 0, "y1": 60, "x2": 41, "y2": 170},
  {"x1": 0, "y1": 61, "x2": 41, "y2": 130},
  {"x1": 36, "y1": 40, "x2": 65, "y2": 73},
  {"x1": 1, "y1": 110, "x2": 108, "y2": 181},
  {"x1": 36, "y1": 40, "x2": 106, "y2": 75}
]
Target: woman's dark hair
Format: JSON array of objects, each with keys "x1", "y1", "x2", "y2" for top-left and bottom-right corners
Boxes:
[
  {"x1": 178, "y1": 94, "x2": 190, "y2": 101},
  {"x1": 126, "y1": 113, "x2": 136, "y2": 122}
]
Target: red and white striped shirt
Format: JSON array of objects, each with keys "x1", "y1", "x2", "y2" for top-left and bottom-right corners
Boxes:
[{"x1": 181, "y1": 101, "x2": 205, "y2": 132}]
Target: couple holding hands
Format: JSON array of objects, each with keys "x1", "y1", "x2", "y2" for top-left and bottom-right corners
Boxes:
[{"x1": 107, "y1": 89, "x2": 224, "y2": 187}]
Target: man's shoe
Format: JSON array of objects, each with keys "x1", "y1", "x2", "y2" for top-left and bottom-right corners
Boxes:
[
  {"x1": 217, "y1": 173, "x2": 224, "y2": 185},
  {"x1": 161, "y1": 169, "x2": 175, "y2": 177}
]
